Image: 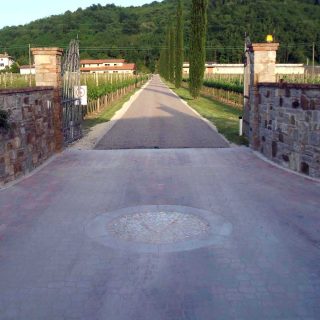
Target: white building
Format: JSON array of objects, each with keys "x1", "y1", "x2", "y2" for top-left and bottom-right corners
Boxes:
[
  {"x1": 80, "y1": 59, "x2": 136, "y2": 74},
  {"x1": 182, "y1": 62, "x2": 305, "y2": 75},
  {"x1": 20, "y1": 65, "x2": 36, "y2": 75},
  {"x1": 0, "y1": 52, "x2": 15, "y2": 70}
]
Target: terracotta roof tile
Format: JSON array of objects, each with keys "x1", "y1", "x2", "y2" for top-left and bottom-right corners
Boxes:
[{"x1": 80, "y1": 59, "x2": 126, "y2": 64}]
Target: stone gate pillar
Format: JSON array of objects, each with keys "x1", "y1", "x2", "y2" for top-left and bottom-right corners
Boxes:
[
  {"x1": 31, "y1": 47, "x2": 64, "y2": 152},
  {"x1": 243, "y1": 42, "x2": 279, "y2": 149}
]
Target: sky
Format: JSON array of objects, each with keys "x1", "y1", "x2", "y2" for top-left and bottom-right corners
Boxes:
[{"x1": 0, "y1": 0, "x2": 155, "y2": 29}]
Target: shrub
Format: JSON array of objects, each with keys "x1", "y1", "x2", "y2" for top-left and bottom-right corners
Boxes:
[{"x1": 0, "y1": 109, "x2": 10, "y2": 131}]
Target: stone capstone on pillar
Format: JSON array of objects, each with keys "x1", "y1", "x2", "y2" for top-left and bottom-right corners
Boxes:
[
  {"x1": 249, "y1": 43, "x2": 279, "y2": 84},
  {"x1": 244, "y1": 42, "x2": 279, "y2": 149},
  {"x1": 31, "y1": 48, "x2": 64, "y2": 88}
]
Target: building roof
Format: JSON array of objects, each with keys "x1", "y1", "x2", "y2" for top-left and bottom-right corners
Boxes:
[
  {"x1": 80, "y1": 59, "x2": 126, "y2": 64},
  {"x1": 80, "y1": 64, "x2": 136, "y2": 71},
  {"x1": 0, "y1": 52, "x2": 12, "y2": 59}
]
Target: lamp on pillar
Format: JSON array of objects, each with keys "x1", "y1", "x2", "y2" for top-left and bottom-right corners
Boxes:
[{"x1": 266, "y1": 34, "x2": 274, "y2": 43}]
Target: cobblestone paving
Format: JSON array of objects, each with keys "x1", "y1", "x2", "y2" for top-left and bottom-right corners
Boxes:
[
  {"x1": 0, "y1": 148, "x2": 320, "y2": 319},
  {"x1": 109, "y1": 211, "x2": 209, "y2": 244}
]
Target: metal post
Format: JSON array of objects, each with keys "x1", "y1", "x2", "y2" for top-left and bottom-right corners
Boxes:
[
  {"x1": 312, "y1": 42, "x2": 315, "y2": 79},
  {"x1": 239, "y1": 116, "x2": 243, "y2": 136},
  {"x1": 28, "y1": 44, "x2": 32, "y2": 86}
]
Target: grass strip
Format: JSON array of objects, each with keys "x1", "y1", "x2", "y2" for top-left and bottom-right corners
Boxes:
[
  {"x1": 168, "y1": 82, "x2": 248, "y2": 145},
  {"x1": 83, "y1": 87, "x2": 139, "y2": 130}
]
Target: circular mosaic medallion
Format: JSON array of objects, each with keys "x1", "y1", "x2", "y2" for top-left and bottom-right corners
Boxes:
[
  {"x1": 108, "y1": 211, "x2": 209, "y2": 244},
  {"x1": 85, "y1": 205, "x2": 232, "y2": 253}
]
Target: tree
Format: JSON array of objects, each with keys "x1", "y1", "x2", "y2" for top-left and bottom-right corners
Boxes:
[
  {"x1": 169, "y1": 26, "x2": 176, "y2": 82},
  {"x1": 163, "y1": 27, "x2": 171, "y2": 80},
  {"x1": 158, "y1": 48, "x2": 167, "y2": 78},
  {"x1": 175, "y1": 0, "x2": 184, "y2": 88},
  {"x1": 189, "y1": 0, "x2": 208, "y2": 98},
  {"x1": 10, "y1": 62, "x2": 20, "y2": 73}
]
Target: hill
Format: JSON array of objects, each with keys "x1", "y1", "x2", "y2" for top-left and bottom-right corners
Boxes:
[{"x1": 0, "y1": 0, "x2": 319, "y2": 72}]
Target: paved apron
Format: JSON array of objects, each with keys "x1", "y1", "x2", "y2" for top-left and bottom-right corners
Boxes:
[{"x1": 0, "y1": 77, "x2": 320, "y2": 320}]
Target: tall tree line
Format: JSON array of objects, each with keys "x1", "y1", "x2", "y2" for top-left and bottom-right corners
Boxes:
[
  {"x1": 189, "y1": 0, "x2": 208, "y2": 98},
  {"x1": 169, "y1": 26, "x2": 176, "y2": 82},
  {"x1": 159, "y1": 0, "x2": 209, "y2": 98},
  {"x1": 158, "y1": 0, "x2": 184, "y2": 87},
  {"x1": 175, "y1": 0, "x2": 184, "y2": 88}
]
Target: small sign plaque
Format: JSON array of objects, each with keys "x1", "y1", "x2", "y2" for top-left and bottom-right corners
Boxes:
[{"x1": 74, "y1": 86, "x2": 87, "y2": 105}]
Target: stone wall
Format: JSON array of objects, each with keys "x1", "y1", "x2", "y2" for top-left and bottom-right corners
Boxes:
[
  {"x1": 252, "y1": 83, "x2": 320, "y2": 178},
  {"x1": 0, "y1": 87, "x2": 56, "y2": 185}
]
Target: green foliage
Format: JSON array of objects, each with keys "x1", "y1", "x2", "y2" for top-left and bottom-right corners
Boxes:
[
  {"x1": 165, "y1": 28, "x2": 171, "y2": 80},
  {"x1": 175, "y1": 0, "x2": 184, "y2": 88},
  {"x1": 83, "y1": 88, "x2": 140, "y2": 129},
  {"x1": 158, "y1": 48, "x2": 167, "y2": 78},
  {"x1": 0, "y1": 74, "x2": 35, "y2": 88},
  {"x1": 169, "y1": 26, "x2": 176, "y2": 83},
  {"x1": 189, "y1": 0, "x2": 208, "y2": 98},
  {"x1": 0, "y1": 67, "x2": 10, "y2": 74},
  {"x1": 159, "y1": 28, "x2": 171, "y2": 80},
  {"x1": 84, "y1": 75, "x2": 148, "y2": 100},
  {"x1": 169, "y1": 82, "x2": 247, "y2": 145},
  {"x1": 203, "y1": 79, "x2": 243, "y2": 93},
  {"x1": 10, "y1": 63, "x2": 20, "y2": 73},
  {"x1": 0, "y1": 0, "x2": 320, "y2": 69}
]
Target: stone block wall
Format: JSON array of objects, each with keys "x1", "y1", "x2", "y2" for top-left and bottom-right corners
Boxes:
[
  {"x1": 0, "y1": 87, "x2": 55, "y2": 185},
  {"x1": 253, "y1": 83, "x2": 320, "y2": 178}
]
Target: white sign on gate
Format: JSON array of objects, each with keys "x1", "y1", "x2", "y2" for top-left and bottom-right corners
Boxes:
[{"x1": 74, "y1": 85, "x2": 87, "y2": 105}]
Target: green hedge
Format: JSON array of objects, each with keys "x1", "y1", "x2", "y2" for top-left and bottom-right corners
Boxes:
[
  {"x1": 183, "y1": 78, "x2": 244, "y2": 94},
  {"x1": 86, "y1": 75, "x2": 148, "y2": 100},
  {"x1": 203, "y1": 79, "x2": 243, "y2": 94}
]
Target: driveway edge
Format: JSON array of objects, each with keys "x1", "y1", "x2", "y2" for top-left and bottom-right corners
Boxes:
[
  {"x1": 70, "y1": 79, "x2": 151, "y2": 150},
  {"x1": 164, "y1": 80, "x2": 231, "y2": 147},
  {"x1": 252, "y1": 150, "x2": 320, "y2": 183},
  {"x1": 0, "y1": 153, "x2": 60, "y2": 191}
]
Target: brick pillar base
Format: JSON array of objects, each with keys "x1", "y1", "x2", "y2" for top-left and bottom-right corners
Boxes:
[
  {"x1": 31, "y1": 48, "x2": 64, "y2": 152},
  {"x1": 246, "y1": 43, "x2": 279, "y2": 148}
]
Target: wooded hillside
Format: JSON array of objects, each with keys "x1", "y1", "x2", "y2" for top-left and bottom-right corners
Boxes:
[{"x1": 0, "y1": 0, "x2": 319, "y2": 71}]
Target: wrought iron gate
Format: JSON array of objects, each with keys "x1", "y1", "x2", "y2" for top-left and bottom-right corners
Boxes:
[{"x1": 61, "y1": 39, "x2": 83, "y2": 144}]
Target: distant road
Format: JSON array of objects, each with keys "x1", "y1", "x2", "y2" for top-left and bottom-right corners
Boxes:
[{"x1": 95, "y1": 75, "x2": 229, "y2": 149}]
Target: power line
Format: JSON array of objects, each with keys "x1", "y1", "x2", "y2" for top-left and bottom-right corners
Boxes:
[{"x1": 0, "y1": 42, "x2": 318, "y2": 52}]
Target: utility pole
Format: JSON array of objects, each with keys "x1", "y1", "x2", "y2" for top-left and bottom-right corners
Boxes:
[
  {"x1": 28, "y1": 44, "x2": 32, "y2": 86},
  {"x1": 312, "y1": 42, "x2": 315, "y2": 79}
]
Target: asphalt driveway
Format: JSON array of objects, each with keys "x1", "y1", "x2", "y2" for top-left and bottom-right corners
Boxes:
[{"x1": 95, "y1": 75, "x2": 229, "y2": 149}]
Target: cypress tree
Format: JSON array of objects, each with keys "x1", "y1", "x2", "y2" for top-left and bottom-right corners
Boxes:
[
  {"x1": 169, "y1": 26, "x2": 176, "y2": 83},
  {"x1": 189, "y1": 0, "x2": 208, "y2": 98},
  {"x1": 164, "y1": 27, "x2": 171, "y2": 80},
  {"x1": 159, "y1": 46, "x2": 167, "y2": 78},
  {"x1": 175, "y1": 0, "x2": 184, "y2": 88}
]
